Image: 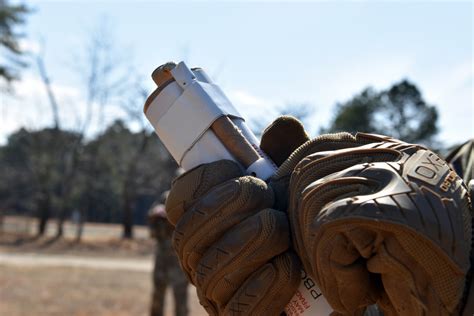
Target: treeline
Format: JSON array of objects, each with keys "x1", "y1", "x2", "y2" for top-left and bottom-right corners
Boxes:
[
  {"x1": 0, "y1": 121, "x2": 177, "y2": 239},
  {"x1": 1, "y1": 77, "x2": 451, "y2": 241}
]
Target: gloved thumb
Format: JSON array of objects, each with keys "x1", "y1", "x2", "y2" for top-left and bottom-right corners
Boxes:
[{"x1": 260, "y1": 115, "x2": 309, "y2": 166}]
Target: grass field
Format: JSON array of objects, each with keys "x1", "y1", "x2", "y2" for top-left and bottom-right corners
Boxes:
[
  {"x1": 0, "y1": 265, "x2": 151, "y2": 316},
  {"x1": 0, "y1": 265, "x2": 206, "y2": 316},
  {"x1": 0, "y1": 216, "x2": 207, "y2": 316}
]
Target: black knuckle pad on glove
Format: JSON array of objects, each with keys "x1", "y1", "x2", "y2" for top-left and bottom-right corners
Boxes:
[{"x1": 287, "y1": 136, "x2": 473, "y2": 315}]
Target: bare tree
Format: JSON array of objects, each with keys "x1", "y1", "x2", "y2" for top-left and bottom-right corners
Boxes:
[
  {"x1": 36, "y1": 50, "x2": 60, "y2": 129},
  {"x1": 34, "y1": 22, "x2": 134, "y2": 240},
  {"x1": 119, "y1": 85, "x2": 148, "y2": 239},
  {"x1": 118, "y1": 83, "x2": 177, "y2": 239}
]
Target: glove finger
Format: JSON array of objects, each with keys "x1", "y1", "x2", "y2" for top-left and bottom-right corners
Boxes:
[
  {"x1": 260, "y1": 115, "x2": 309, "y2": 167},
  {"x1": 367, "y1": 235, "x2": 451, "y2": 316},
  {"x1": 317, "y1": 231, "x2": 379, "y2": 315},
  {"x1": 293, "y1": 170, "x2": 383, "y2": 314},
  {"x1": 166, "y1": 160, "x2": 243, "y2": 225},
  {"x1": 173, "y1": 176, "x2": 274, "y2": 278},
  {"x1": 223, "y1": 252, "x2": 301, "y2": 316},
  {"x1": 367, "y1": 239, "x2": 424, "y2": 315},
  {"x1": 305, "y1": 191, "x2": 380, "y2": 315},
  {"x1": 195, "y1": 287, "x2": 218, "y2": 316},
  {"x1": 195, "y1": 209, "x2": 291, "y2": 304}
]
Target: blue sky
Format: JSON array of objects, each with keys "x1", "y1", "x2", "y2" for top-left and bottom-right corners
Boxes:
[{"x1": 2, "y1": 0, "x2": 473, "y2": 145}]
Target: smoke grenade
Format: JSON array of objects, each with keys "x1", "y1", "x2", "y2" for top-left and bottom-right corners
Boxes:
[{"x1": 144, "y1": 61, "x2": 332, "y2": 315}]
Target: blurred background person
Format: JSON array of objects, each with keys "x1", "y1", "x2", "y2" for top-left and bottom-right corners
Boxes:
[{"x1": 148, "y1": 191, "x2": 189, "y2": 316}]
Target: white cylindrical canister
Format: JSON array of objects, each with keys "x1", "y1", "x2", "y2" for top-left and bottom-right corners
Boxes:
[
  {"x1": 144, "y1": 61, "x2": 276, "y2": 180},
  {"x1": 144, "y1": 61, "x2": 333, "y2": 315}
]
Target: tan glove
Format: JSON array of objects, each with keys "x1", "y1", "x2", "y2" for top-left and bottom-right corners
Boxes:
[
  {"x1": 166, "y1": 115, "x2": 473, "y2": 315},
  {"x1": 165, "y1": 116, "x2": 309, "y2": 315},
  {"x1": 281, "y1": 133, "x2": 472, "y2": 315}
]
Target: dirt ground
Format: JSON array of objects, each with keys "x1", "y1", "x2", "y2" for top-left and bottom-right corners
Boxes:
[
  {"x1": 0, "y1": 265, "x2": 206, "y2": 316},
  {"x1": 0, "y1": 216, "x2": 207, "y2": 316},
  {"x1": 1, "y1": 216, "x2": 151, "y2": 241}
]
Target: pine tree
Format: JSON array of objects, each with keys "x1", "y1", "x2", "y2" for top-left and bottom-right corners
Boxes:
[{"x1": 0, "y1": 0, "x2": 29, "y2": 85}]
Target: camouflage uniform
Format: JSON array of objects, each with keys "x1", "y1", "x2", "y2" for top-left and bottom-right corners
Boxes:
[
  {"x1": 447, "y1": 139, "x2": 473, "y2": 185},
  {"x1": 447, "y1": 139, "x2": 474, "y2": 316},
  {"x1": 149, "y1": 203, "x2": 188, "y2": 316}
]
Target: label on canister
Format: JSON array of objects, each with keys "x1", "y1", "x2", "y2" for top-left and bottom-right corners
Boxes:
[{"x1": 284, "y1": 269, "x2": 332, "y2": 316}]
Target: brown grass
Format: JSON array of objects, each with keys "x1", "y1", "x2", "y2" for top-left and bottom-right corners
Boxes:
[
  {"x1": 0, "y1": 265, "x2": 207, "y2": 316},
  {"x1": 0, "y1": 216, "x2": 207, "y2": 316}
]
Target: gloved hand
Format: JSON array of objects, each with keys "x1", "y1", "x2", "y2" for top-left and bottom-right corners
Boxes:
[
  {"x1": 164, "y1": 116, "x2": 309, "y2": 315},
  {"x1": 165, "y1": 114, "x2": 473, "y2": 316},
  {"x1": 281, "y1": 133, "x2": 472, "y2": 315}
]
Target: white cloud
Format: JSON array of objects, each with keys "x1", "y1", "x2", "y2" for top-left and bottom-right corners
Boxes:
[
  {"x1": 224, "y1": 88, "x2": 283, "y2": 133},
  {"x1": 0, "y1": 74, "x2": 146, "y2": 144},
  {"x1": 14, "y1": 75, "x2": 80, "y2": 99},
  {"x1": 223, "y1": 55, "x2": 472, "y2": 144},
  {"x1": 227, "y1": 89, "x2": 273, "y2": 108},
  {"x1": 18, "y1": 39, "x2": 41, "y2": 55},
  {"x1": 1, "y1": 75, "x2": 83, "y2": 144}
]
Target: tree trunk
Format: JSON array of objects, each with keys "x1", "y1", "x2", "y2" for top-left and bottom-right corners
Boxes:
[
  {"x1": 75, "y1": 209, "x2": 85, "y2": 242},
  {"x1": 55, "y1": 211, "x2": 65, "y2": 238},
  {"x1": 121, "y1": 132, "x2": 150, "y2": 239},
  {"x1": 37, "y1": 213, "x2": 49, "y2": 236},
  {"x1": 122, "y1": 194, "x2": 134, "y2": 239},
  {"x1": 37, "y1": 200, "x2": 50, "y2": 236},
  {"x1": 0, "y1": 213, "x2": 4, "y2": 235}
]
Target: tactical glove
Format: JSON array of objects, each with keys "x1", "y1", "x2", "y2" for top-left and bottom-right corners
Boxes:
[
  {"x1": 165, "y1": 115, "x2": 473, "y2": 316},
  {"x1": 163, "y1": 116, "x2": 392, "y2": 316},
  {"x1": 447, "y1": 139, "x2": 473, "y2": 184},
  {"x1": 164, "y1": 116, "x2": 309, "y2": 315},
  {"x1": 282, "y1": 133, "x2": 472, "y2": 315}
]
